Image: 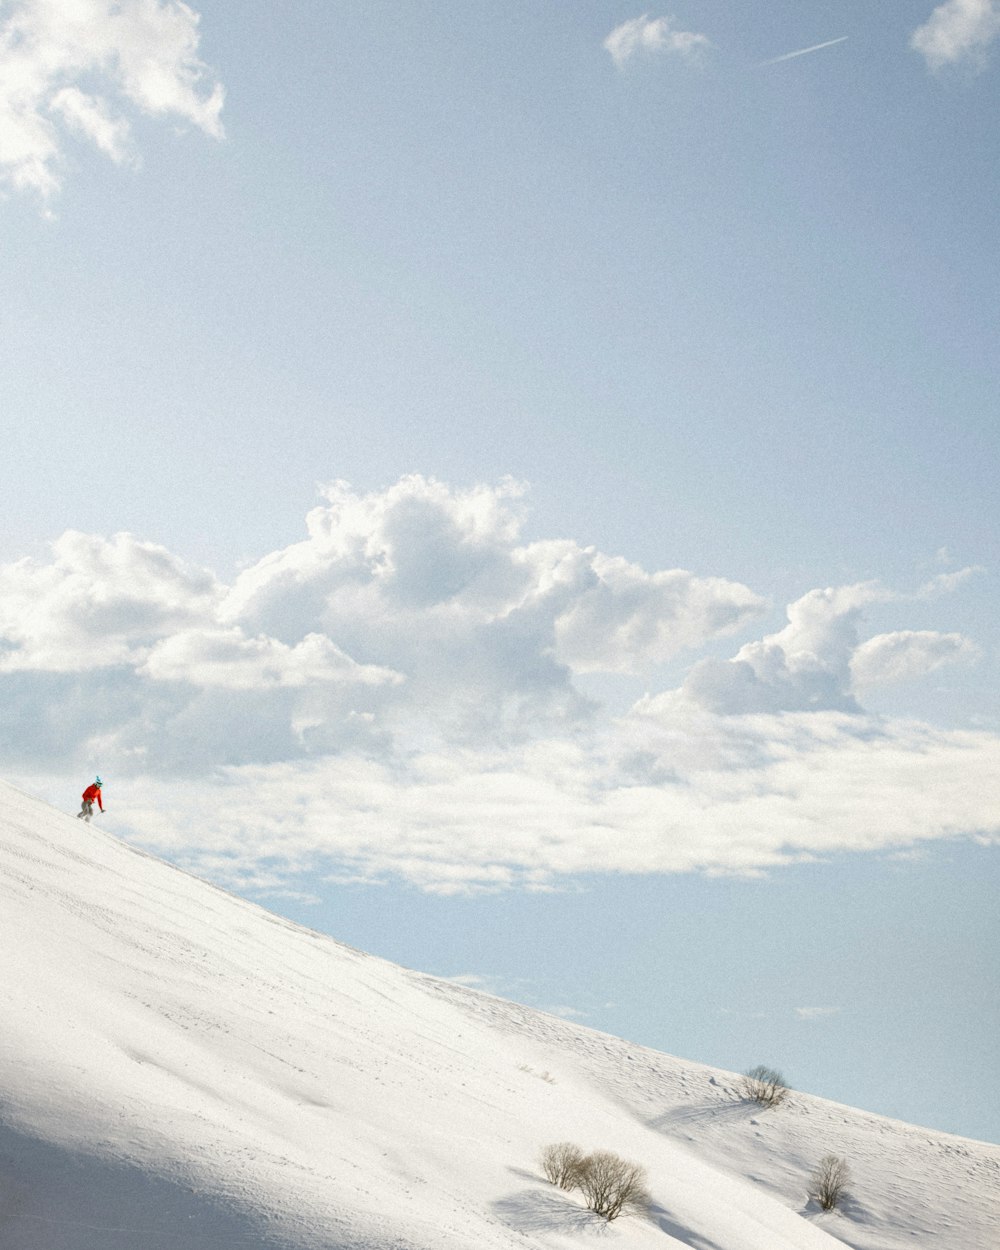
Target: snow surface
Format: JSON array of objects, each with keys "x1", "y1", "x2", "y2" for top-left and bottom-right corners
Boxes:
[{"x1": 0, "y1": 782, "x2": 997, "y2": 1250}]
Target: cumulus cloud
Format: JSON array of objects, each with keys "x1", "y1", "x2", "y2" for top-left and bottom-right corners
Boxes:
[
  {"x1": 0, "y1": 477, "x2": 763, "y2": 766},
  {"x1": 220, "y1": 476, "x2": 765, "y2": 737},
  {"x1": 681, "y1": 583, "x2": 886, "y2": 715},
  {"x1": 911, "y1": 0, "x2": 1000, "y2": 70},
  {"x1": 5, "y1": 477, "x2": 996, "y2": 895},
  {"x1": 603, "y1": 14, "x2": 710, "y2": 68},
  {"x1": 0, "y1": 0, "x2": 223, "y2": 199},
  {"x1": 678, "y1": 582, "x2": 982, "y2": 715},
  {"x1": 0, "y1": 530, "x2": 220, "y2": 672},
  {"x1": 552, "y1": 552, "x2": 763, "y2": 674}
]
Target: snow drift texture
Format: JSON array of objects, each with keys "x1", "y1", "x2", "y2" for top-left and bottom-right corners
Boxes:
[{"x1": 0, "y1": 783, "x2": 996, "y2": 1249}]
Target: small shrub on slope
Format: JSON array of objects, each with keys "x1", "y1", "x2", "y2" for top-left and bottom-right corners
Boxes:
[
  {"x1": 739, "y1": 1064, "x2": 789, "y2": 1108},
  {"x1": 810, "y1": 1155, "x2": 851, "y2": 1211},
  {"x1": 539, "y1": 1142, "x2": 586, "y2": 1190},
  {"x1": 575, "y1": 1151, "x2": 650, "y2": 1221},
  {"x1": 540, "y1": 1143, "x2": 650, "y2": 1221}
]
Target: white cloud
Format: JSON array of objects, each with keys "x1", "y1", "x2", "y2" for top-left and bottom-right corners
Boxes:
[
  {"x1": 604, "y1": 15, "x2": 710, "y2": 69},
  {"x1": 916, "y1": 565, "x2": 984, "y2": 598},
  {"x1": 0, "y1": 530, "x2": 220, "y2": 672},
  {"x1": 681, "y1": 583, "x2": 885, "y2": 715},
  {"x1": 545, "y1": 1005, "x2": 587, "y2": 1020},
  {"x1": 141, "y1": 628, "x2": 403, "y2": 690},
  {"x1": 0, "y1": 478, "x2": 764, "y2": 767},
  {"x1": 5, "y1": 478, "x2": 997, "y2": 895},
  {"x1": 111, "y1": 712, "x2": 1000, "y2": 895},
  {"x1": 911, "y1": 0, "x2": 1000, "y2": 70},
  {"x1": 221, "y1": 476, "x2": 765, "y2": 733},
  {"x1": 0, "y1": 0, "x2": 223, "y2": 199},
  {"x1": 851, "y1": 630, "x2": 979, "y2": 688},
  {"x1": 679, "y1": 581, "x2": 985, "y2": 714},
  {"x1": 49, "y1": 87, "x2": 134, "y2": 163},
  {"x1": 794, "y1": 1006, "x2": 841, "y2": 1020},
  {"x1": 551, "y1": 552, "x2": 763, "y2": 674}
]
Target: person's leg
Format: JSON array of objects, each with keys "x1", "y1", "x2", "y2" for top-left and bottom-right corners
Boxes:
[{"x1": 82, "y1": 799, "x2": 93, "y2": 822}]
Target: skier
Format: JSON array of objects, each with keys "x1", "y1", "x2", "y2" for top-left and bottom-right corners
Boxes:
[{"x1": 77, "y1": 777, "x2": 104, "y2": 822}]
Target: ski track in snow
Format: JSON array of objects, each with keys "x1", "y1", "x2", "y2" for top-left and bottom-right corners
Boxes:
[{"x1": 0, "y1": 781, "x2": 997, "y2": 1250}]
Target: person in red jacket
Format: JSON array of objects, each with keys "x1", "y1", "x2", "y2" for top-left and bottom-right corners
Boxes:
[{"x1": 77, "y1": 777, "x2": 104, "y2": 822}]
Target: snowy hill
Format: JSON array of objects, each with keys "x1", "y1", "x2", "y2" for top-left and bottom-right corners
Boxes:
[{"x1": 0, "y1": 784, "x2": 996, "y2": 1250}]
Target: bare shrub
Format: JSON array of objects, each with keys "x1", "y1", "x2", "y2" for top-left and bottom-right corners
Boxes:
[
  {"x1": 810, "y1": 1154, "x2": 851, "y2": 1211},
  {"x1": 739, "y1": 1064, "x2": 789, "y2": 1108},
  {"x1": 540, "y1": 1141, "x2": 586, "y2": 1190},
  {"x1": 575, "y1": 1150, "x2": 650, "y2": 1222}
]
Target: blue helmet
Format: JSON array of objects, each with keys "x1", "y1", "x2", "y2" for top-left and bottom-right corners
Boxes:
[{"x1": 94, "y1": 776, "x2": 102, "y2": 787}]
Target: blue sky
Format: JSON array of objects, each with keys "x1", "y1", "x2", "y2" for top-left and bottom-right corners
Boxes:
[{"x1": 2, "y1": 2, "x2": 998, "y2": 1142}]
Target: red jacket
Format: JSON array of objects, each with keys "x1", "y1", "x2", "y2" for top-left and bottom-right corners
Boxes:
[{"x1": 82, "y1": 784, "x2": 103, "y2": 811}]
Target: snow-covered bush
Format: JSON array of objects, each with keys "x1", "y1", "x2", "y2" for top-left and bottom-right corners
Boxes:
[
  {"x1": 574, "y1": 1150, "x2": 650, "y2": 1221},
  {"x1": 810, "y1": 1154, "x2": 851, "y2": 1211},
  {"x1": 540, "y1": 1144, "x2": 649, "y2": 1220},
  {"x1": 739, "y1": 1064, "x2": 789, "y2": 1108},
  {"x1": 539, "y1": 1141, "x2": 586, "y2": 1190}
]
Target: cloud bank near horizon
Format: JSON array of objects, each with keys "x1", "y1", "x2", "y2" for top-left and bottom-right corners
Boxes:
[
  {"x1": 0, "y1": 0, "x2": 223, "y2": 200},
  {"x1": 3, "y1": 476, "x2": 996, "y2": 895}
]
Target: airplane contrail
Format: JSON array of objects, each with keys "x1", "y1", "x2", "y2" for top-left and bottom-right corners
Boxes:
[{"x1": 760, "y1": 35, "x2": 848, "y2": 66}]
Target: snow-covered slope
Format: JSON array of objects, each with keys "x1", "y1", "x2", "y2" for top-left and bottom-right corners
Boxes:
[{"x1": 0, "y1": 784, "x2": 996, "y2": 1250}]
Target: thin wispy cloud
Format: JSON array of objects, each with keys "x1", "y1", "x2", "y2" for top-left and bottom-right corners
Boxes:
[
  {"x1": 795, "y1": 1006, "x2": 841, "y2": 1020},
  {"x1": 0, "y1": 0, "x2": 224, "y2": 202},
  {"x1": 917, "y1": 565, "x2": 985, "y2": 598},
  {"x1": 545, "y1": 1005, "x2": 587, "y2": 1021},
  {"x1": 604, "y1": 14, "x2": 710, "y2": 68},
  {"x1": 912, "y1": 0, "x2": 1000, "y2": 69},
  {"x1": 760, "y1": 36, "x2": 849, "y2": 67}
]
